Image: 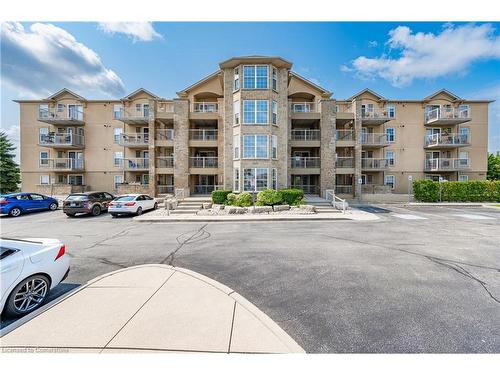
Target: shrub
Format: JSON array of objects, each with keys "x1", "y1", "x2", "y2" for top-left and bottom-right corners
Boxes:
[
  {"x1": 413, "y1": 180, "x2": 500, "y2": 202},
  {"x1": 236, "y1": 192, "x2": 253, "y2": 207},
  {"x1": 256, "y1": 189, "x2": 283, "y2": 206},
  {"x1": 226, "y1": 193, "x2": 237, "y2": 206},
  {"x1": 279, "y1": 188, "x2": 304, "y2": 206},
  {"x1": 211, "y1": 190, "x2": 232, "y2": 204}
]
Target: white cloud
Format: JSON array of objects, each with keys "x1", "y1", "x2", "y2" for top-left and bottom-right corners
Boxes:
[
  {"x1": 344, "y1": 23, "x2": 500, "y2": 87},
  {"x1": 1, "y1": 22, "x2": 125, "y2": 98},
  {"x1": 98, "y1": 22, "x2": 162, "y2": 42}
]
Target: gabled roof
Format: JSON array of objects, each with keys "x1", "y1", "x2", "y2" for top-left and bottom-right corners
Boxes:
[
  {"x1": 423, "y1": 89, "x2": 462, "y2": 101},
  {"x1": 348, "y1": 88, "x2": 386, "y2": 101},
  {"x1": 289, "y1": 72, "x2": 332, "y2": 97},
  {"x1": 219, "y1": 56, "x2": 292, "y2": 69},
  {"x1": 121, "y1": 88, "x2": 159, "y2": 100},
  {"x1": 176, "y1": 71, "x2": 222, "y2": 97},
  {"x1": 46, "y1": 88, "x2": 86, "y2": 101}
]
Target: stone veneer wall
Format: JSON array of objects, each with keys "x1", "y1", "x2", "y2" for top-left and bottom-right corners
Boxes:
[
  {"x1": 320, "y1": 99, "x2": 336, "y2": 197},
  {"x1": 353, "y1": 100, "x2": 362, "y2": 199},
  {"x1": 173, "y1": 99, "x2": 190, "y2": 196}
]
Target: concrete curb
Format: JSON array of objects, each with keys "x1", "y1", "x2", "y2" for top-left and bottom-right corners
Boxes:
[
  {"x1": 1, "y1": 264, "x2": 305, "y2": 353},
  {"x1": 405, "y1": 202, "x2": 486, "y2": 207},
  {"x1": 134, "y1": 215, "x2": 352, "y2": 223}
]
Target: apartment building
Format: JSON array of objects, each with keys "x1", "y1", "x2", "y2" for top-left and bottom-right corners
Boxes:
[{"x1": 16, "y1": 56, "x2": 491, "y2": 198}]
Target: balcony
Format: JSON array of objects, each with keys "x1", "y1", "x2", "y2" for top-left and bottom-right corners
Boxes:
[
  {"x1": 156, "y1": 156, "x2": 174, "y2": 169},
  {"x1": 189, "y1": 156, "x2": 218, "y2": 169},
  {"x1": 39, "y1": 133, "x2": 84, "y2": 148},
  {"x1": 39, "y1": 158, "x2": 84, "y2": 171},
  {"x1": 117, "y1": 133, "x2": 149, "y2": 148},
  {"x1": 361, "y1": 109, "x2": 392, "y2": 125},
  {"x1": 424, "y1": 133, "x2": 471, "y2": 148},
  {"x1": 336, "y1": 130, "x2": 355, "y2": 147},
  {"x1": 119, "y1": 158, "x2": 150, "y2": 171},
  {"x1": 424, "y1": 158, "x2": 471, "y2": 172},
  {"x1": 336, "y1": 157, "x2": 355, "y2": 173},
  {"x1": 361, "y1": 158, "x2": 389, "y2": 171},
  {"x1": 38, "y1": 109, "x2": 85, "y2": 125},
  {"x1": 290, "y1": 129, "x2": 320, "y2": 147},
  {"x1": 193, "y1": 102, "x2": 218, "y2": 113},
  {"x1": 156, "y1": 129, "x2": 174, "y2": 141},
  {"x1": 190, "y1": 102, "x2": 219, "y2": 123},
  {"x1": 189, "y1": 129, "x2": 218, "y2": 147},
  {"x1": 157, "y1": 185, "x2": 174, "y2": 195},
  {"x1": 193, "y1": 185, "x2": 221, "y2": 195},
  {"x1": 361, "y1": 133, "x2": 389, "y2": 148},
  {"x1": 156, "y1": 101, "x2": 174, "y2": 122},
  {"x1": 290, "y1": 185, "x2": 319, "y2": 195},
  {"x1": 290, "y1": 102, "x2": 320, "y2": 123},
  {"x1": 115, "y1": 110, "x2": 149, "y2": 125},
  {"x1": 290, "y1": 157, "x2": 321, "y2": 174},
  {"x1": 425, "y1": 107, "x2": 471, "y2": 125}
]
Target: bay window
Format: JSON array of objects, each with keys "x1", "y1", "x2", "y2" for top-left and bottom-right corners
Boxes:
[
  {"x1": 271, "y1": 135, "x2": 278, "y2": 159},
  {"x1": 243, "y1": 65, "x2": 268, "y2": 89},
  {"x1": 272, "y1": 100, "x2": 278, "y2": 125},
  {"x1": 243, "y1": 100, "x2": 268, "y2": 124},
  {"x1": 234, "y1": 168, "x2": 240, "y2": 191},
  {"x1": 272, "y1": 168, "x2": 277, "y2": 190},
  {"x1": 243, "y1": 134, "x2": 268, "y2": 159},
  {"x1": 234, "y1": 100, "x2": 240, "y2": 125},
  {"x1": 272, "y1": 68, "x2": 277, "y2": 90},
  {"x1": 234, "y1": 68, "x2": 240, "y2": 91},
  {"x1": 233, "y1": 135, "x2": 240, "y2": 159},
  {"x1": 244, "y1": 168, "x2": 269, "y2": 192}
]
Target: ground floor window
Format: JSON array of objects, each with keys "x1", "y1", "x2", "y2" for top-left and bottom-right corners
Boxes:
[
  {"x1": 243, "y1": 168, "x2": 268, "y2": 192},
  {"x1": 234, "y1": 168, "x2": 240, "y2": 192},
  {"x1": 40, "y1": 175, "x2": 50, "y2": 185},
  {"x1": 68, "y1": 175, "x2": 84, "y2": 185},
  {"x1": 271, "y1": 168, "x2": 277, "y2": 190},
  {"x1": 384, "y1": 175, "x2": 395, "y2": 189},
  {"x1": 114, "y1": 175, "x2": 124, "y2": 188},
  {"x1": 458, "y1": 175, "x2": 469, "y2": 182}
]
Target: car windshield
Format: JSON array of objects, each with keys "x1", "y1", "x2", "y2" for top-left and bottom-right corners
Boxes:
[
  {"x1": 66, "y1": 195, "x2": 88, "y2": 201},
  {"x1": 114, "y1": 196, "x2": 136, "y2": 202}
]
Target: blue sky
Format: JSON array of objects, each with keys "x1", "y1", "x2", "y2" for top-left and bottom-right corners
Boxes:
[{"x1": 1, "y1": 21, "x2": 499, "y2": 155}]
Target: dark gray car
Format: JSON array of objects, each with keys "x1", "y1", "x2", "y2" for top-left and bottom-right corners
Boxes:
[{"x1": 63, "y1": 192, "x2": 114, "y2": 217}]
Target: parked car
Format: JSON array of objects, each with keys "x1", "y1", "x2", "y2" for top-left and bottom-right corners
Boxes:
[
  {"x1": 108, "y1": 194, "x2": 158, "y2": 217},
  {"x1": 63, "y1": 191, "x2": 114, "y2": 217},
  {"x1": 1, "y1": 237, "x2": 70, "y2": 318},
  {"x1": 0, "y1": 193, "x2": 59, "y2": 217}
]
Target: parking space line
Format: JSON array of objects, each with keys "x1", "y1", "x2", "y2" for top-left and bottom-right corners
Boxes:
[
  {"x1": 453, "y1": 214, "x2": 496, "y2": 220},
  {"x1": 392, "y1": 214, "x2": 427, "y2": 220}
]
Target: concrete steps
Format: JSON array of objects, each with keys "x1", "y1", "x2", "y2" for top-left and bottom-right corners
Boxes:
[{"x1": 170, "y1": 196, "x2": 211, "y2": 215}]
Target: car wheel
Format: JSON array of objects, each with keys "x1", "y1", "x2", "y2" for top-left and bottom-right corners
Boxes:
[
  {"x1": 153, "y1": 202, "x2": 158, "y2": 210},
  {"x1": 4, "y1": 275, "x2": 50, "y2": 318},
  {"x1": 49, "y1": 202, "x2": 58, "y2": 211},
  {"x1": 66, "y1": 213, "x2": 76, "y2": 217},
  {"x1": 91, "y1": 205, "x2": 101, "y2": 216},
  {"x1": 136, "y1": 207, "x2": 143, "y2": 216},
  {"x1": 9, "y1": 207, "x2": 22, "y2": 217}
]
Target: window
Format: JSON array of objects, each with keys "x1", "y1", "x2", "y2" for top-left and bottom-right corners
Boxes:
[
  {"x1": 233, "y1": 135, "x2": 240, "y2": 159},
  {"x1": 255, "y1": 135, "x2": 269, "y2": 158},
  {"x1": 234, "y1": 68, "x2": 240, "y2": 91},
  {"x1": 234, "y1": 168, "x2": 240, "y2": 191},
  {"x1": 384, "y1": 175, "x2": 395, "y2": 189},
  {"x1": 243, "y1": 100, "x2": 268, "y2": 124},
  {"x1": 135, "y1": 104, "x2": 141, "y2": 113},
  {"x1": 459, "y1": 104, "x2": 470, "y2": 118},
  {"x1": 114, "y1": 175, "x2": 123, "y2": 188},
  {"x1": 272, "y1": 101, "x2": 278, "y2": 125},
  {"x1": 40, "y1": 175, "x2": 50, "y2": 185},
  {"x1": 272, "y1": 168, "x2": 277, "y2": 190},
  {"x1": 38, "y1": 104, "x2": 49, "y2": 118},
  {"x1": 386, "y1": 127, "x2": 395, "y2": 142},
  {"x1": 271, "y1": 135, "x2": 278, "y2": 159},
  {"x1": 234, "y1": 100, "x2": 240, "y2": 125},
  {"x1": 40, "y1": 151, "x2": 49, "y2": 166},
  {"x1": 272, "y1": 68, "x2": 277, "y2": 91},
  {"x1": 113, "y1": 128, "x2": 123, "y2": 143},
  {"x1": 114, "y1": 151, "x2": 123, "y2": 167},
  {"x1": 68, "y1": 175, "x2": 84, "y2": 185},
  {"x1": 458, "y1": 175, "x2": 469, "y2": 182},
  {"x1": 57, "y1": 103, "x2": 64, "y2": 112},
  {"x1": 387, "y1": 104, "x2": 396, "y2": 118},
  {"x1": 335, "y1": 105, "x2": 339, "y2": 112},
  {"x1": 385, "y1": 150, "x2": 395, "y2": 166},
  {"x1": 243, "y1": 65, "x2": 268, "y2": 89},
  {"x1": 361, "y1": 175, "x2": 367, "y2": 185},
  {"x1": 39, "y1": 127, "x2": 49, "y2": 142},
  {"x1": 243, "y1": 168, "x2": 269, "y2": 191},
  {"x1": 113, "y1": 104, "x2": 123, "y2": 118}
]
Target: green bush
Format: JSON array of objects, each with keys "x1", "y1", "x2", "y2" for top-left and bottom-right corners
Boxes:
[
  {"x1": 236, "y1": 192, "x2": 253, "y2": 207},
  {"x1": 226, "y1": 193, "x2": 237, "y2": 206},
  {"x1": 278, "y1": 188, "x2": 304, "y2": 206},
  {"x1": 256, "y1": 189, "x2": 283, "y2": 206},
  {"x1": 211, "y1": 190, "x2": 232, "y2": 204},
  {"x1": 413, "y1": 180, "x2": 500, "y2": 202}
]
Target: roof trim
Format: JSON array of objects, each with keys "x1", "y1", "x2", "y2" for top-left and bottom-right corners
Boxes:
[
  {"x1": 176, "y1": 71, "x2": 221, "y2": 97},
  {"x1": 423, "y1": 89, "x2": 462, "y2": 101},
  {"x1": 219, "y1": 56, "x2": 293, "y2": 69},
  {"x1": 121, "y1": 88, "x2": 159, "y2": 100},
  {"x1": 348, "y1": 88, "x2": 386, "y2": 101},
  {"x1": 46, "y1": 88, "x2": 86, "y2": 101},
  {"x1": 289, "y1": 72, "x2": 332, "y2": 97}
]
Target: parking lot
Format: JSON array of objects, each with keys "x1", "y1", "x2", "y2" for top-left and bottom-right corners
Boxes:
[{"x1": 1, "y1": 204, "x2": 499, "y2": 353}]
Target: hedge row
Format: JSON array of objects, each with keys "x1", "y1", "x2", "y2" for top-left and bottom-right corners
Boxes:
[
  {"x1": 413, "y1": 180, "x2": 500, "y2": 202},
  {"x1": 211, "y1": 188, "x2": 304, "y2": 206}
]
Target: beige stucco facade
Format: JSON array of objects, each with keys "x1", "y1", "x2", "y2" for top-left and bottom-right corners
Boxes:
[{"x1": 16, "y1": 56, "x2": 491, "y2": 198}]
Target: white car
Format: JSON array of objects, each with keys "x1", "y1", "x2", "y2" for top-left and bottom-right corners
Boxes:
[
  {"x1": 1, "y1": 238, "x2": 70, "y2": 318},
  {"x1": 108, "y1": 194, "x2": 158, "y2": 217}
]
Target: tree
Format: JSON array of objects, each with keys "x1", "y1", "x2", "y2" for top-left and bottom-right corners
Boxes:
[
  {"x1": 487, "y1": 152, "x2": 500, "y2": 180},
  {"x1": 0, "y1": 131, "x2": 21, "y2": 193}
]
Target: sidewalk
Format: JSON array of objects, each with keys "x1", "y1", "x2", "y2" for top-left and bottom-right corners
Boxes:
[
  {"x1": 134, "y1": 209, "x2": 379, "y2": 222},
  {"x1": 0, "y1": 265, "x2": 304, "y2": 354}
]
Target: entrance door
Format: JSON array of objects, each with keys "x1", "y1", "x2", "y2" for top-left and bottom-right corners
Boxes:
[
  {"x1": 68, "y1": 151, "x2": 83, "y2": 169},
  {"x1": 68, "y1": 105, "x2": 83, "y2": 120}
]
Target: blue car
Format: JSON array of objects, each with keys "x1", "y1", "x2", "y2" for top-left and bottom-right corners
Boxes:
[{"x1": 0, "y1": 193, "x2": 59, "y2": 217}]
